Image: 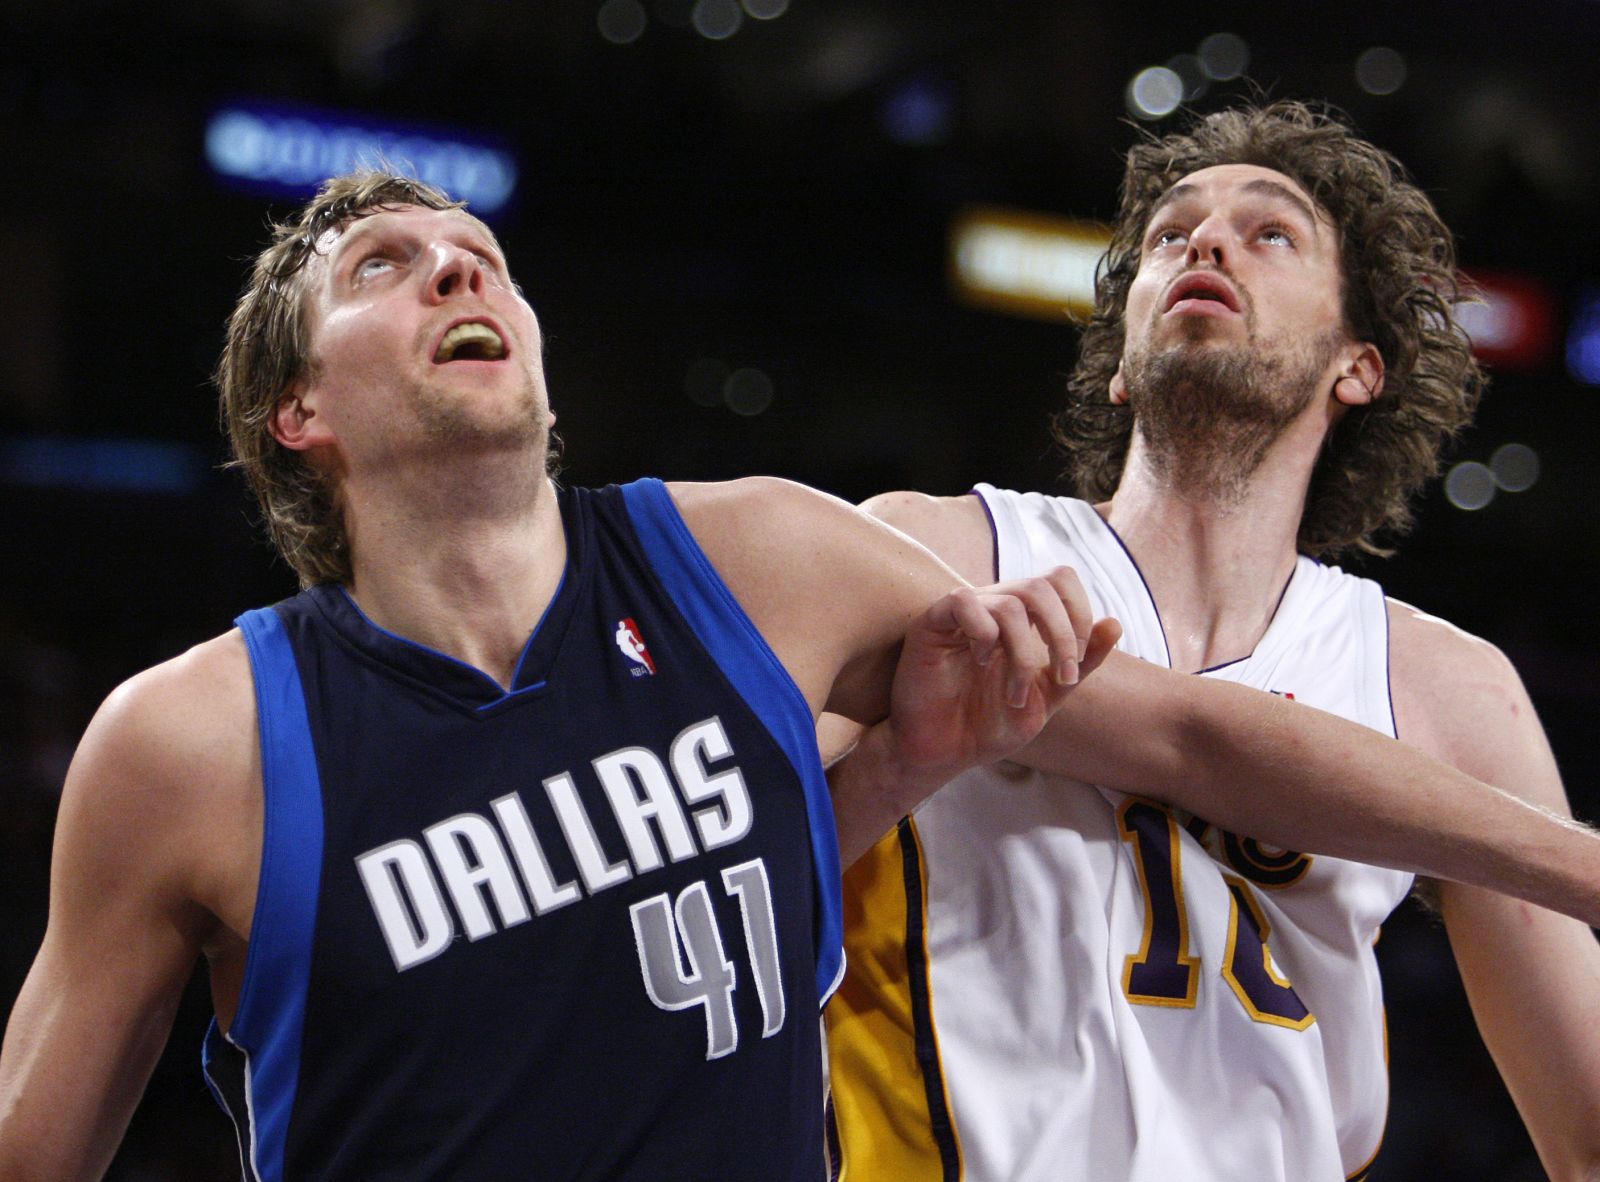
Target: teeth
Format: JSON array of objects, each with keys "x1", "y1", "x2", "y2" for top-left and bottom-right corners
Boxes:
[{"x1": 435, "y1": 322, "x2": 506, "y2": 362}]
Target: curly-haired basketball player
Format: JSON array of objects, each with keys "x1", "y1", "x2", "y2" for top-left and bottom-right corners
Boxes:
[{"x1": 828, "y1": 101, "x2": 1600, "y2": 1182}]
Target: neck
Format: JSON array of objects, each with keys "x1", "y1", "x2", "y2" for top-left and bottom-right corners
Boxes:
[
  {"x1": 339, "y1": 447, "x2": 564, "y2": 690},
  {"x1": 1105, "y1": 424, "x2": 1320, "y2": 673}
]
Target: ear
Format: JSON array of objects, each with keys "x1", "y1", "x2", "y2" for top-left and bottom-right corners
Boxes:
[
  {"x1": 269, "y1": 382, "x2": 335, "y2": 452},
  {"x1": 1332, "y1": 343, "x2": 1385, "y2": 408},
  {"x1": 1109, "y1": 362, "x2": 1129, "y2": 406}
]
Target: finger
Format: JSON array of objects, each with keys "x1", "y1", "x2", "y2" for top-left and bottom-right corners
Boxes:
[
  {"x1": 984, "y1": 571, "x2": 1086, "y2": 687},
  {"x1": 1019, "y1": 569, "x2": 1091, "y2": 685},
  {"x1": 1079, "y1": 617, "x2": 1122, "y2": 681},
  {"x1": 924, "y1": 586, "x2": 1002, "y2": 665},
  {"x1": 1042, "y1": 566, "x2": 1096, "y2": 663},
  {"x1": 975, "y1": 593, "x2": 1050, "y2": 707}
]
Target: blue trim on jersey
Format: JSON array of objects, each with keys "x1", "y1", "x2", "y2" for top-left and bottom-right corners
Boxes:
[
  {"x1": 333, "y1": 584, "x2": 558, "y2": 705},
  {"x1": 226, "y1": 606, "x2": 329, "y2": 1182},
  {"x1": 619, "y1": 478, "x2": 844, "y2": 1004}
]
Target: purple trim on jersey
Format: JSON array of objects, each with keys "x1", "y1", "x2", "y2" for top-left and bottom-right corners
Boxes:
[
  {"x1": 899, "y1": 818, "x2": 962, "y2": 1181},
  {"x1": 1381, "y1": 592, "x2": 1399, "y2": 740},
  {"x1": 1196, "y1": 568, "x2": 1297, "y2": 676},
  {"x1": 211, "y1": 605, "x2": 329, "y2": 1182},
  {"x1": 619, "y1": 478, "x2": 845, "y2": 1004},
  {"x1": 1090, "y1": 509, "x2": 1175, "y2": 671},
  {"x1": 331, "y1": 580, "x2": 564, "y2": 707},
  {"x1": 965, "y1": 489, "x2": 1001, "y2": 583}
]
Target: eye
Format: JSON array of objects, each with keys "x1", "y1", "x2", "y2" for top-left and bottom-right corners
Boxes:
[
  {"x1": 355, "y1": 255, "x2": 396, "y2": 280},
  {"x1": 1258, "y1": 225, "x2": 1297, "y2": 248},
  {"x1": 1150, "y1": 226, "x2": 1188, "y2": 249}
]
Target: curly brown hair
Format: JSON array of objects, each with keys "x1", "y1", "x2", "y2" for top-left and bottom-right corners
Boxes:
[
  {"x1": 216, "y1": 170, "x2": 477, "y2": 587},
  {"x1": 1054, "y1": 100, "x2": 1484, "y2": 558}
]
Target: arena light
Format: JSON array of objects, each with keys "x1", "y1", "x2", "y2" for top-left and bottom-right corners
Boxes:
[
  {"x1": 1566, "y1": 287, "x2": 1600, "y2": 385},
  {"x1": 1455, "y1": 270, "x2": 1557, "y2": 371},
  {"x1": 950, "y1": 208, "x2": 1110, "y2": 321},
  {"x1": 205, "y1": 101, "x2": 519, "y2": 217}
]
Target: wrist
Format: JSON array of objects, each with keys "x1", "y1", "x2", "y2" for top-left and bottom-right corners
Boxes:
[{"x1": 855, "y1": 719, "x2": 956, "y2": 811}]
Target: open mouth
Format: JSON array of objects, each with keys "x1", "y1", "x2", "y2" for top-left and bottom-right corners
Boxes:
[
  {"x1": 1164, "y1": 274, "x2": 1240, "y2": 313},
  {"x1": 434, "y1": 322, "x2": 507, "y2": 363}
]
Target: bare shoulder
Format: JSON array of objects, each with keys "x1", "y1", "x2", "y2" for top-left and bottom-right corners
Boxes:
[
  {"x1": 662, "y1": 477, "x2": 969, "y2": 717},
  {"x1": 59, "y1": 630, "x2": 259, "y2": 908},
  {"x1": 663, "y1": 476, "x2": 955, "y2": 600},
  {"x1": 664, "y1": 475, "x2": 855, "y2": 559},
  {"x1": 859, "y1": 490, "x2": 995, "y2": 585},
  {"x1": 84, "y1": 630, "x2": 256, "y2": 791},
  {"x1": 1386, "y1": 597, "x2": 1551, "y2": 793}
]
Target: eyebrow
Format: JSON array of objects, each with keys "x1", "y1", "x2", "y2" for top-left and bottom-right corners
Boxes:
[{"x1": 1148, "y1": 177, "x2": 1324, "y2": 239}]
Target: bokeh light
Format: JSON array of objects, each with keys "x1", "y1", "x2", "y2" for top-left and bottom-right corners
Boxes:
[
  {"x1": 691, "y1": 0, "x2": 742, "y2": 40},
  {"x1": 597, "y1": 0, "x2": 648, "y2": 45},
  {"x1": 741, "y1": 0, "x2": 789, "y2": 19},
  {"x1": 1127, "y1": 67, "x2": 1183, "y2": 121},
  {"x1": 1198, "y1": 33, "x2": 1249, "y2": 81},
  {"x1": 724, "y1": 367, "x2": 775, "y2": 415},
  {"x1": 1490, "y1": 443, "x2": 1540, "y2": 493},
  {"x1": 1355, "y1": 47, "x2": 1407, "y2": 96},
  {"x1": 1444, "y1": 461, "x2": 1496, "y2": 511}
]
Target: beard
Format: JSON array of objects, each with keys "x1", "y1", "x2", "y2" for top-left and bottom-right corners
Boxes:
[
  {"x1": 411, "y1": 367, "x2": 550, "y2": 455},
  {"x1": 1121, "y1": 328, "x2": 1340, "y2": 504}
]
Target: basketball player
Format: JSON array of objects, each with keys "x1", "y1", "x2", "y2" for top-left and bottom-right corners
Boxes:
[
  {"x1": 3, "y1": 169, "x2": 1599, "y2": 1181},
  {"x1": 826, "y1": 102, "x2": 1600, "y2": 1181}
]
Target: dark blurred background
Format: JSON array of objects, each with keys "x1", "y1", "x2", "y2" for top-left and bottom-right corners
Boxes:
[{"x1": 1, "y1": 1, "x2": 1597, "y2": 1177}]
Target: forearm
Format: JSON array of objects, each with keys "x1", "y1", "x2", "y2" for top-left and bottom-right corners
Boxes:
[
  {"x1": 829, "y1": 721, "x2": 946, "y2": 868},
  {"x1": 0, "y1": 963, "x2": 171, "y2": 1182},
  {"x1": 1019, "y1": 661, "x2": 1600, "y2": 926}
]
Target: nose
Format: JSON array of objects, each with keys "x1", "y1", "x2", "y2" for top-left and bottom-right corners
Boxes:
[
  {"x1": 1186, "y1": 213, "x2": 1230, "y2": 267},
  {"x1": 426, "y1": 244, "x2": 486, "y2": 302}
]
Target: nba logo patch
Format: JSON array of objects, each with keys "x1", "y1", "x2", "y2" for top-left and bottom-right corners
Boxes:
[{"x1": 615, "y1": 617, "x2": 657, "y2": 677}]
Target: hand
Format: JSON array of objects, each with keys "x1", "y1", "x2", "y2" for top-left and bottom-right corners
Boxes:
[{"x1": 883, "y1": 566, "x2": 1121, "y2": 793}]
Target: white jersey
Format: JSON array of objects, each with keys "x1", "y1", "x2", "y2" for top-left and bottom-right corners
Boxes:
[{"x1": 828, "y1": 487, "x2": 1412, "y2": 1182}]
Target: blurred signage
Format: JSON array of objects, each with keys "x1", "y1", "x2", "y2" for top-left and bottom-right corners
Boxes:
[
  {"x1": 950, "y1": 208, "x2": 1111, "y2": 320},
  {"x1": 0, "y1": 435, "x2": 205, "y2": 494},
  {"x1": 1455, "y1": 270, "x2": 1556, "y2": 371},
  {"x1": 204, "y1": 101, "x2": 519, "y2": 217}
]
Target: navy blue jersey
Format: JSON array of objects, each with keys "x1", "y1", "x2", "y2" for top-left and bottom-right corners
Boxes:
[{"x1": 202, "y1": 479, "x2": 844, "y2": 1181}]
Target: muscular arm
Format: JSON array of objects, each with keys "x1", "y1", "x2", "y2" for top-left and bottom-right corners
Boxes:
[
  {"x1": 1389, "y1": 603, "x2": 1600, "y2": 1181},
  {"x1": 667, "y1": 477, "x2": 1102, "y2": 724},
  {"x1": 669, "y1": 478, "x2": 1117, "y2": 865},
  {"x1": 0, "y1": 636, "x2": 256, "y2": 1181},
  {"x1": 833, "y1": 490, "x2": 1600, "y2": 929}
]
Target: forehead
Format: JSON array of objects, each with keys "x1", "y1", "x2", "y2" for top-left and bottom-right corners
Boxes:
[{"x1": 1151, "y1": 164, "x2": 1331, "y2": 229}]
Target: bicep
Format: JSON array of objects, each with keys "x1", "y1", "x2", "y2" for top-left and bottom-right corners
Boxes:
[{"x1": 672, "y1": 478, "x2": 978, "y2": 722}]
